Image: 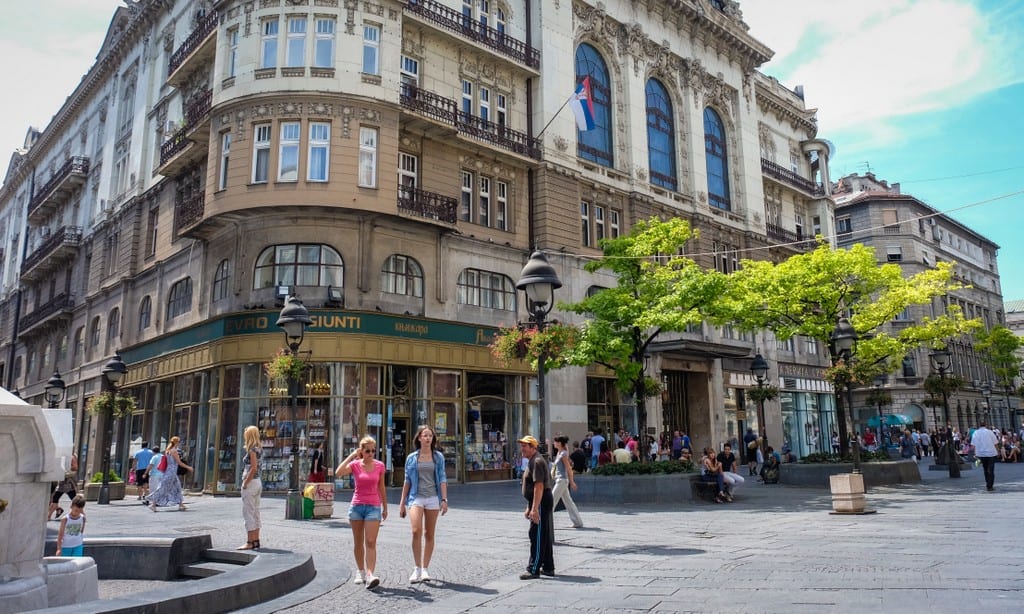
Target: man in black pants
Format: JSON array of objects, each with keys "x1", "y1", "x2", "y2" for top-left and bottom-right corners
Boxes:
[{"x1": 518, "y1": 435, "x2": 554, "y2": 579}]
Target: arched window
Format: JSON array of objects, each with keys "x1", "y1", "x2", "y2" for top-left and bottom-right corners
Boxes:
[
  {"x1": 457, "y1": 268, "x2": 515, "y2": 311},
  {"x1": 381, "y1": 254, "x2": 424, "y2": 297},
  {"x1": 58, "y1": 334, "x2": 68, "y2": 362},
  {"x1": 42, "y1": 343, "x2": 52, "y2": 372},
  {"x1": 167, "y1": 278, "x2": 193, "y2": 319},
  {"x1": 253, "y1": 244, "x2": 344, "y2": 289},
  {"x1": 73, "y1": 327, "x2": 84, "y2": 359},
  {"x1": 212, "y1": 259, "x2": 231, "y2": 302},
  {"x1": 139, "y1": 296, "x2": 152, "y2": 331},
  {"x1": 703, "y1": 107, "x2": 731, "y2": 210},
  {"x1": 27, "y1": 349, "x2": 36, "y2": 379},
  {"x1": 107, "y1": 308, "x2": 121, "y2": 341},
  {"x1": 646, "y1": 78, "x2": 676, "y2": 190},
  {"x1": 90, "y1": 317, "x2": 101, "y2": 348},
  {"x1": 575, "y1": 43, "x2": 613, "y2": 167}
]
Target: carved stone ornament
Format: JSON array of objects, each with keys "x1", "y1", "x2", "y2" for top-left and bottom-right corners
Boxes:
[
  {"x1": 635, "y1": 167, "x2": 648, "y2": 181},
  {"x1": 280, "y1": 102, "x2": 302, "y2": 116},
  {"x1": 553, "y1": 136, "x2": 568, "y2": 152},
  {"x1": 310, "y1": 102, "x2": 332, "y2": 115}
]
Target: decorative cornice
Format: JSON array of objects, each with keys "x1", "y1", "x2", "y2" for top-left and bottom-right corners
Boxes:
[{"x1": 755, "y1": 81, "x2": 818, "y2": 136}]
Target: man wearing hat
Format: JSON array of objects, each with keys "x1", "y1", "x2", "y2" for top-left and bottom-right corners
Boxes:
[{"x1": 518, "y1": 435, "x2": 554, "y2": 579}]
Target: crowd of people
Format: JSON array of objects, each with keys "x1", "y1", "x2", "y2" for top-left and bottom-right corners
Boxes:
[{"x1": 850, "y1": 423, "x2": 1024, "y2": 464}]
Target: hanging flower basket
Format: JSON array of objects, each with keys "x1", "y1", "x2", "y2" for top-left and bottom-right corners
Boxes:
[
  {"x1": 86, "y1": 394, "x2": 137, "y2": 418},
  {"x1": 489, "y1": 323, "x2": 578, "y2": 370},
  {"x1": 747, "y1": 385, "x2": 780, "y2": 403},
  {"x1": 265, "y1": 348, "x2": 308, "y2": 381}
]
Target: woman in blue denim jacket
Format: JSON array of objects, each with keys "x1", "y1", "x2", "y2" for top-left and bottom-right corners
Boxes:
[{"x1": 398, "y1": 425, "x2": 448, "y2": 584}]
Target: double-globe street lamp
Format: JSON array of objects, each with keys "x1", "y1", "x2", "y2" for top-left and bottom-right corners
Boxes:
[
  {"x1": 831, "y1": 317, "x2": 861, "y2": 473},
  {"x1": 750, "y1": 353, "x2": 770, "y2": 457},
  {"x1": 929, "y1": 347, "x2": 960, "y2": 478},
  {"x1": 45, "y1": 371, "x2": 67, "y2": 408},
  {"x1": 98, "y1": 353, "x2": 127, "y2": 505},
  {"x1": 276, "y1": 295, "x2": 312, "y2": 520},
  {"x1": 516, "y1": 251, "x2": 562, "y2": 456}
]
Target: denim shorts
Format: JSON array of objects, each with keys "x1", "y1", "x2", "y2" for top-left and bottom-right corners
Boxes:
[
  {"x1": 409, "y1": 495, "x2": 440, "y2": 510},
  {"x1": 348, "y1": 503, "x2": 382, "y2": 521}
]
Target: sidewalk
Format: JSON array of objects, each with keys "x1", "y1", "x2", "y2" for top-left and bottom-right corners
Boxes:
[{"x1": 79, "y1": 460, "x2": 1024, "y2": 613}]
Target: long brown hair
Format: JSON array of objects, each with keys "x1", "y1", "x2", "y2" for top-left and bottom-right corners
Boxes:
[{"x1": 414, "y1": 424, "x2": 441, "y2": 453}]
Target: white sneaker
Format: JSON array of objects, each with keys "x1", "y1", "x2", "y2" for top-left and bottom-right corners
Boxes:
[
  {"x1": 419, "y1": 568, "x2": 431, "y2": 582},
  {"x1": 409, "y1": 567, "x2": 422, "y2": 583},
  {"x1": 365, "y1": 573, "x2": 380, "y2": 589},
  {"x1": 353, "y1": 570, "x2": 365, "y2": 585}
]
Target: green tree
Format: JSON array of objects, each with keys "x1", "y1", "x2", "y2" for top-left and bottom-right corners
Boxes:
[
  {"x1": 974, "y1": 325, "x2": 1024, "y2": 421},
  {"x1": 560, "y1": 217, "x2": 727, "y2": 440},
  {"x1": 712, "y1": 242, "x2": 979, "y2": 454}
]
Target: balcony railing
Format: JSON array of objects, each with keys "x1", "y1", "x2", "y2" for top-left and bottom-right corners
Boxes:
[
  {"x1": 175, "y1": 191, "x2": 205, "y2": 231},
  {"x1": 760, "y1": 158, "x2": 825, "y2": 196},
  {"x1": 400, "y1": 84, "x2": 541, "y2": 159},
  {"x1": 398, "y1": 186, "x2": 458, "y2": 224},
  {"x1": 28, "y1": 156, "x2": 90, "y2": 219},
  {"x1": 403, "y1": 0, "x2": 539, "y2": 69},
  {"x1": 21, "y1": 226, "x2": 83, "y2": 276},
  {"x1": 20, "y1": 294, "x2": 75, "y2": 332},
  {"x1": 168, "y1": 10, "x2": 219, "y2": 75},
  {"x1": 765, "y1": 223, "x2": 815, "y2": 251},
  {"x1": 159, "y1": 90, "x2": 212, "y2": 167},
  {"x1": 184, "y1": 90, "x2": 213, "y2": 127}
]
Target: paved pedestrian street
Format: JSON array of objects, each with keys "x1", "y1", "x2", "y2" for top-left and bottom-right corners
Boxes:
[{"x1": 82, "y1": 462, "x2": 1024, "y2": 613}]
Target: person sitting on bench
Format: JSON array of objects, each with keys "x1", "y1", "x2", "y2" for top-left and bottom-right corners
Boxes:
[
  {"x1": 759, "y1": 446, "x2": 780, "y2": 484},
  {"x1": 699, "y1": 447, "x2": 729, "y2": 503}
]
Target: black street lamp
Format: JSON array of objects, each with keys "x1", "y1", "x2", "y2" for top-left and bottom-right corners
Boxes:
[
  {"x1": 98, "y1": 353, "x2": 127, "y2": 505},
  {"x1": 277, "y1": 295, "x2": 312, "y2": 521},
  {"x1": 929, "y1": 348, "x2": 959, "y2": 478},
  {"x1": 750, "y1": 353, "x2": 769, "y2": 456},
  {"x1": 515, "y1": 251, "x2": 562, "y2": 456},
  {"x1": 44, "y1": 371, "x2": 67, "y2": 408},
  {"x1": 873, "y1": 375, "x2": 886, "y2": 451},
  {"x1": 980, "y1": 382, "x2": 991, "y2": 425},
  {"x1": 832, "y1": 317, "x2": 860, "y2": 473}
]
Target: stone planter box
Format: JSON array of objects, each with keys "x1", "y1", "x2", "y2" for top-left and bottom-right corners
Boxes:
[
  {"x1": 84, "y1": 481, "x2": 126, "y2": 502},
  {"x1": 572, "y1": 473, "x2": 698, "y2": 505},
  {"x1": 780, "y1": 460, "x2": 921, "y2": 489}
]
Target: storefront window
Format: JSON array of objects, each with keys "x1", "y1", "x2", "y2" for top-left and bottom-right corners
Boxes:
[
  {"x1": 464, "y1": 372, "x2": 517, "y2": 481},
  {"x1": 432, "y1": 370, "x2": 461, "y2": 481},
  {"x1": 781, "y1": 391, "x2": 837, "y2": 458}
]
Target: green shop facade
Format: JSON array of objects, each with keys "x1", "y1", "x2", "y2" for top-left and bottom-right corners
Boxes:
[{"x1": 105, "y1": 309, "x2": 533, "y2": 493}]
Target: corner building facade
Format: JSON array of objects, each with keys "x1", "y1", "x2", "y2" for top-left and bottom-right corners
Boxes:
[{"x1": 0, "y1": 0, "x2": 836, "y2": 492}]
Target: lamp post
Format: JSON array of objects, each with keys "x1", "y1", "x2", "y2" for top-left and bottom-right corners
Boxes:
[
  {"x1": 929, "y1": 348, "x2": 959, "y2": 478},
  {"x1": 44, "y1": 371, "x2": 67, "y2": 408},
  {"x1": 832, "y1": 317, "x2": 860, "y2": 473},
  {"x1": 98, "y1": 353, "x2": 127, "y2": 505},
  {"x1": 980, "y1": 382, "x2": 991, "y2": 426},
  {"x1": 277, "y1": 295, "x2": 312, "y2": 521},
  {"x1": 873, "y1": 375, "x2": 886, "y2": 451},
  {"x1": 515, "y1": 251, "x2": 562, "y2": 456},
  {"x1": 750, "y1": 353, "x2": 769, "y2": 456}
]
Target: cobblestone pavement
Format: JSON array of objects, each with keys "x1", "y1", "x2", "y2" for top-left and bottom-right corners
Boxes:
[{"x1": 81, "y1": 460, "x2": 1024, "y2": 613}]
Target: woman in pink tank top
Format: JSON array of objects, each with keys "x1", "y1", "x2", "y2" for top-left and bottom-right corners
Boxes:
[{"x1": 336, "y1": 435, "x2": 388, "y2": 589}]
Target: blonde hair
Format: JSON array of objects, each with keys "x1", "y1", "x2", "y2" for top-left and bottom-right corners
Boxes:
[
  {"x1": 359, "y1": 435, "x2": 377, "y2": 451},
  {"x1": 243, "y1": 425, "x2": 260, "y2": 449},
  {"x1": 166, "y1": 436, "x2": 180, "y2": 452}
]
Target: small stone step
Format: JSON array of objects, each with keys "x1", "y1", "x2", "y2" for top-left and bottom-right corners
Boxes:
[
  {"x1": 178, "y1": 560, "x2": 243, "y2": 578},
  {"x1": 202, "y1": 548, "x2": 257, "y2": 565}
]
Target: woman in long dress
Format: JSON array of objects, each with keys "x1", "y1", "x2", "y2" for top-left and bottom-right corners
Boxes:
[{"x1": 148, "y1": 436, "x2": 192, "y2": 511}]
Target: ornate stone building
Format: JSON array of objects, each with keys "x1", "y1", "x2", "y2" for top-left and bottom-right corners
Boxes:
[{"x1": 0, "y1": 0, "x2": 835, "y2": 489}]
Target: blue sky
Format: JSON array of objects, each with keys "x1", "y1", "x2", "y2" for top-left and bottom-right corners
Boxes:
[{"x1": 2, "y1": 1, "x2": 1022, "y2": 299}]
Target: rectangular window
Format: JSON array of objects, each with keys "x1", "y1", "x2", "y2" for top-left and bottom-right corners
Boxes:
[
  {"x1": 886, "y1": 245, "x2": 903, "y2": 262},
  {"x1": 218, "y1": 132, "x2": 231, "y2": 190},
  {"x1": 478, "y1": 177, "x2": 490, "y2": 227},
  {"x1": 362, "y1": 24, "x2": 380, "y2": 75},
  {"x1": 479, "y1": 87, "x2": 490, "y2": 122},
  {"x1": 286, "y1": 17, "x2": 307, "y2": 68},
  {"x1": 252, "y1": 124, "x2": 271, "y2": 183},
  {"x1": 610, "y1": 210, "x2": 620, "y2": 238},
  {"x1": 313, "y1": 18, "x2": 335, "y2": 68},
  {"x1": 261, "y1": 18, "x2": 279, "y2": 69},
  {"x1": 496, "y1": 93, "x2": 507, "y2": 127},
  {"x1": 836, "y1": 216, "x2": 852, "y2": 235},
  {"x1": 594, "y1": 205, "x2": 605, "y2": 242},
  {"x1": 308, "y1": 122, "x2": 329, "y2": 182},
  {"x1": 227, "y1": 28, "x2": 239, "y2": 77},
  {"x1": 145, "y1": 208, "x2": 158, "y2": 257},
  {"x1": 278, "y1": 122, "x2": 300, "y2": 182},
  {"x1": 581, "y1": 202, "x2": 591, "y2": 247},
  {"x1": 358, "y1": 126, "x2": 378, "y2": 187},
  {"x1": 461, "y1": 80, "x2": 473, "y2": 116},
  {"x1": 805, "y1": 337, "x2": 819, "y2": 355},
  {"x1": 400, "y1": 55, "x2": 419, "y2": 86},
  {"x1": 496, "y1": 181, "x2": 508, "y2": 231},
  {"x1": 460, "y1": 171, "x2": 473, "y2": 222},
  {"x1": 398, "y1": 152, "x2": 417, "y2": 198}
]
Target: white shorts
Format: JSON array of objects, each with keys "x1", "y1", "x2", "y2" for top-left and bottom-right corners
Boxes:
[{"x1": 409, "y1": 495, "x2": 440, "y2": 510}]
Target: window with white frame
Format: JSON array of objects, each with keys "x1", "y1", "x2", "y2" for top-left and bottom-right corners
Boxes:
[
  {"x1": 776, "y1": 337, "x2": 795, "y2": 352},
  {"x1": 886, "y1": 245, "x2": 903, "y2": 262},
  {"x1": 457, "y1": 268, "x2": 515, "y2": 310},
  {"x1": 461, "y1": 171, "x2": 473, "y2": 221},
  {"x1": 381, "y1": 254, "x2": 424, "y2": 297},
  {"x1": 496, "y1": 93, "x2": 507, "y2": 127},
  {"x1": 104, "y1": 232, "x2": 119, "y2": 277},
  {"x1": 594, "y1": 205, "x2": 605, "y2": 242},
  {"x1": 712, "y1": 240, "x2": 738, "y2": 273},
  {"x1": 478, "y1": 176, "x2": 490, "y2": 226},
  {"x1": 479, "y1": 86, "x2": 490, "y2": 122},
  {"x1": 218, "y1": 132, "x2": 231, "y2": 190},
  {"x1": 145, "y1": 208, "x2": 158, "y2": 257},
  {"x1": 398, "y1": 152, "x2": 417, "y2": 197},
  {"x1": 496, "y1": 181, "x2": 508, "y2": 231},
  {"x1": 253, "y1": 244, "x2": 344, "y2": 288},
  {"x1": 112, "y1": 140, "x2": 131, "y2": 197},
  {"x1": 400, "y1": 55, "x2": 419, "y2": 86},
  {"x1": 362, "y1": 24, "x2": 380, "y2": 75},
  {"x1": 804, "y1": 336, "x2": 819, "y2": 356},
  {"x1": 261, "y1": 18, "x2": 279, "y2": 69},
  {"x1": 116, "y1": 77, "x2": 135, "y2": 138},
  {"x1": 610, "y1": 209, "x2": 620, "y2": 238},
  {"x1": 286, "y1": 17, "x2": 306, "y2": 68},
  {"x1": 227, "y1": 28, "x2": 239, "y2": 77},
  {"x1": 581, "y1": 202, "x2": 591, "y2": 246},
  {"x1": 582, "y1": 203, "x2": 620, "y2": 246},
  {"x1": 278, "y1": 122, "x2": 300, "y2": 182},
  {"x1": 308, "y1": 122, "x2": 330, "y2": 182},
  {"x1": 314, "y1": 18, "x2": 335, "y2": 68},
  {"x1": 461, "y1": 80, "x2": 473, "y2": 116},
  {"x1": 836, "y1": 215, "x2": 852, "y2": 235},
  {"x1": 358, "y1": 127, "x2": 378, "y2": 187},
  {"x1": 252, "y1": 124, "x2": 271, "y2": 183}
]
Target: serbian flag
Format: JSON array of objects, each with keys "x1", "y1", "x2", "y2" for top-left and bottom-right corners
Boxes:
[{"x1": 570, "y1": 77, "x2": 596, "y2": 131}]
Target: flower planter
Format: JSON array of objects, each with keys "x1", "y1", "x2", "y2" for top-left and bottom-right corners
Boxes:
[{"x1": 84, "y1": 481, "x2": 126, "y2": 502}]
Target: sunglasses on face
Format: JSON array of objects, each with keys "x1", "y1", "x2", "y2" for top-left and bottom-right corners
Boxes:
[{"x1": 363, "y1": 448, "x2": 376, "y2": 454}]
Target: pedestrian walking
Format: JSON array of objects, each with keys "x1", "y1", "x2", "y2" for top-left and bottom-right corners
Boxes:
[
  {"x1": 518, "y1": 435, "x2": 554, "y2": 579},
  {"x1": 143, "y1": 446, "x2": 163, "y2": 500},
  {"x1": 55, "y1": 494, "x2": 87, "y2": 556},
  {"x1": 970, "y1": 420, "x2": 999, "y2": 491},
  {"x1": 48, "y1": 453, "x2": 78, "y2": 521},
  {"x1": 551, "y1": 436, "x2": 583, "y2": 528},
  {"x1": 237, "y1": 425, "x2": 262, "y2": 550},
  {"x1": 336, "y1": 436, "x2": 387, "y2": 589},
  {"x1": 743, "y1": 428, "x2": 759, "y2": 475},
  {"x1": 133, "y1": 443, "x2": 154, "y2": 500},
  {"x1": 589, "y1": 430, "x2": 605, "y2": 470},
  {"x1": 148, "y1": 436, "x2": 191, "y2": 511},
  {"x1": 398, "y1": 425, "x2": 448, "y2": 584}
]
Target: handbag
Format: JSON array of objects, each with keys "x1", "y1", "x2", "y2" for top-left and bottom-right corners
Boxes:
[{"x1": 157, "y1": 455, "x2": 168, "y2": 472}]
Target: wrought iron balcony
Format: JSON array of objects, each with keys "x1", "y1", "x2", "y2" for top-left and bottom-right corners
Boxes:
[
  {"x1": 168, "y1": 10, "x2": 219, "y2": 85},
  {"x1": 19, "y1": 294, "x2": 75, "y2": 334},
  {"x1": 403, "y1": 0, "x2": 539, "y2": 69},
  {"x1": 400, "y1": 84, "x2": 540, "y2": 160},
  {"x1": 21, "y1": 226, "x2": 83, "y2": 280},
  {"x1": 765, "y1": 223, "x2": 815, "y2": 252},
  {"x1": 760, "y1": 158, "x2": 825, "y2": 196},
  {"x1": 27, "y1": 157, "x2": 90, "y2": 223},
  {"x1": 175, "y1": 191, "x2": 205, "y2": 232},
  {"x1": 398, "y1": 186, "x2": 458, "y2": 224},
  {"x1": 159, "y1": 90, "x2": 213, "y2": 173}
]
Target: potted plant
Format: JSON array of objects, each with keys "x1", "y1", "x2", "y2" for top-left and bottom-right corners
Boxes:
[
  {"x1": 85, "y1": 469, "x2": 126, "y2": 501},
  {"x1": 265, "y1": 348, "x2": 309, "y2": 382},
  {"x1": 86, "y1": 393, "x2": 137, "y2": 417}
]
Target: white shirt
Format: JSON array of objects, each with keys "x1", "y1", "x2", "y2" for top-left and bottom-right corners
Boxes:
[{"x1": 970, "y1": 427, "x2": 999, "y2": 458}]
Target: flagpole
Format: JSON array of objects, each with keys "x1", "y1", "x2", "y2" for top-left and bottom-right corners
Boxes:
[{"x1": 535, "y1": 93, "x2": 576, "y2": 142}]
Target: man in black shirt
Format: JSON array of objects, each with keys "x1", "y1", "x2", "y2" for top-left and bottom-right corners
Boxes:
[
  {"x1": 716, "y1": 443, "x2": 744, "y2": 500},
  {"x1": 518, "y1": 435, "x2": 554, "y2": 579},
  {"x1": 569, "y1": 441, "x2": 588, "y2": 474}
]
